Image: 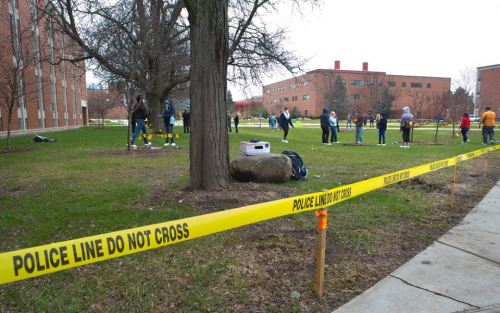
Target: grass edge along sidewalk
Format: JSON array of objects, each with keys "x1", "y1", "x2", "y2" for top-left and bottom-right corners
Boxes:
[{"x1": 0, "y1": 145, "x2": 498, "y2": 286}]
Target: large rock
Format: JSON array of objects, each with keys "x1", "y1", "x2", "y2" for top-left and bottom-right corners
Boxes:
[{"x1": 230, "y1": 153, "x2": 292, "y2": 183}]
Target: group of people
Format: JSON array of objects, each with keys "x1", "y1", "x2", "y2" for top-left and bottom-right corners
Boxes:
[
  {"x1": 130, "y1": 96, "x2": 190, "y2": 149},
  {"x1": 320, "y1": 109, "x2": 340, "y2": 144},
  {"x1": 460, "y1": 106, "x2": 497, "y2": 145},
  {"x1": 129, "y1": 97, "x2": 496, "y2": 149},
  {"x1": 318, "y1": 108, "x2": 408, "y2": 147},
  {"x1": 268, "y1": 114, "x2": 278, "y2": 131}
]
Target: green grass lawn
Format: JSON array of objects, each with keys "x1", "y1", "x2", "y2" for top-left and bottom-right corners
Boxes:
[{"x1": 0, "y1": 125, "x2": 498, "y2": 312}]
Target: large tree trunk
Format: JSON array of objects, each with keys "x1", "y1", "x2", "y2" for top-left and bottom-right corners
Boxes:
[
  {"x1": 146, "y1": 93, "x2": 163, "y2": 133},
  {"x1": 185, "y1": 0, "x2": 230, "y2": 190},
  {"x1": 127, "y1": 110, "x2": 132, "y2": 151}
]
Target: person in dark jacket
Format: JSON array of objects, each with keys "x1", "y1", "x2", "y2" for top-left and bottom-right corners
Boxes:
[
  {"x1": 377, "y1": 113, "x2": 388, "y2": 145},
  {"x1": 320, "y1": 108, "x2": 330, "y2": 144},
  {"x1": 354, "y1": 112, "x2": 364, "y2": 144},
  {"x1": 130, "y1": 95, "x2": 150, "y2": 148},
  {"x1": 182, "y1": 109, "x2": 190, "y2": 134},
  {"x1": 279, "y1": 106, "x2": 294, "y2": 143},
  {"x1": 163, "y1": 98, "x2": 176, "y2": 146},
  {"x1": 234, "y1": 112, "x2": 240, "y2": 134}
]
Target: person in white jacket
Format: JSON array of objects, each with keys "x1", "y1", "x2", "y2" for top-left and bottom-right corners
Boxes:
[{"x1": 329, "y1": 111, "x2": 340, "y2": 143}]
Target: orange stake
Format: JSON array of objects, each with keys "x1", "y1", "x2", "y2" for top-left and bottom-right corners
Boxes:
[
  {"x1": 484, "y1": 156, "x2": 488, "y2": 178},
  {"x1": 315, "y1": 209, "x2": 328, "y2": 297},
  {"x1": 450, "y1": 164, "x2": 457, "y2": 208}
]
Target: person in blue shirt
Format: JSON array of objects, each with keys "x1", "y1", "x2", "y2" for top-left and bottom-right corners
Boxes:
[{"x1": 270, "y1": 114, "x2": 276, "y2": 131}]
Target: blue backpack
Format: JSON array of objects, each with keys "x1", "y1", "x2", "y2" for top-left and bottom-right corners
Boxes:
[{"x1": 282, "y1": 150, "x2": 308, "y2": 180}]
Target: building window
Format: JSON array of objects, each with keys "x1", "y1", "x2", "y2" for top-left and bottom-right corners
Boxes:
[
  {"x1": 351, "y1": 94, "x2": 360, "y2": 100},
  {"x1": 303, "y1": 94, "x2": 311, "y2": 100},
  {"x1": 401, "y1": 82, "x2": 406, "y2": 87},
  {"x1": 303, "y1": 81, "x2": 309, "y2": 87},
  {"x1": 411, "y1": 82, "x2": 422, "y2": 88},
  {"x1": 289, "y1": 84, "x2": 296, "y2": 89},
  {"x1": 427, "y1": 83, "x2": 432, "y2": 88},
  {"x1": 388, "y1": 81, "x2": 396, "y2": 87},
  {"x1": 284, "y1": 97, "x2": 289, "y2": 102},
  {"x1": 351, "y1": 80, "x2": 365, "y2": 86},
  {"x1": 292, "y1": 96, "x2": 297, "y2": 101}
]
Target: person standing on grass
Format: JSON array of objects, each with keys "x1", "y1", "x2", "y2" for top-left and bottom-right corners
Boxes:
[
  {"x1": 279, "y1": 106, "x2": 294, "y2": 143},
  {"x1": 354, "y1": 112, "x2": 364, "y2": 144},
  {"x1": 163, "y1": 98, "x2": 176, "y2": 147},
  {"x1": 400, "y1": 106, "x2": 414, "y2": 148},
  {"x1": 480, "y1": 106, "x2": 496, "y2": 144},
  {"x1": 270, "y1": 113, "x2": 276, "y2": 131},
  {"x1": 234, "y1": 112, "x2": 240, "y2": 134},
  {"x1": 130, "y1": 96, "x2": 151, "y2": 149},
  {"x1": 459, "y1": 113, "x2": 471, "y2": 143},
  {"x1": 347, "y1": 113, "x2": 352, "y2": 129},
  {"x1": 329, "y1": 111, "x2": 340, "y2": 143},
  {"x1": 377, "y1": 112, "x2": 387, "y2": 145},
  {"x1": 182, "y1": 109, "x2": 190, "y2": 134},
  {"x1": 320, "y1": 108, "x2": 330, "y2": 144}
]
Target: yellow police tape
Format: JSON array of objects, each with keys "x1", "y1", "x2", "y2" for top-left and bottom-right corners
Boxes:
[{"x1": 0, "y1": 145, "x2": 498, "y2": 285}]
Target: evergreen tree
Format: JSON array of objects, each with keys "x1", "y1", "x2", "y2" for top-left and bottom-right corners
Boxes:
[
  {"x1": 329, "y1": 75, "x2": 350, "y2": 117},
  {"x1": 227, "y1": 90, "x2": 235, "y2": 112},
  {"x1": 375, "y1": 87, "x2": 395, "y2": 118}
]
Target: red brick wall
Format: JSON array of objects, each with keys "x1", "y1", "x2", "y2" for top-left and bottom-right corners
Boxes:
[
  {"x1": 0, "y1": 0, "x2": 86, "y2": 131},
  {"x1": 262, "y1": 66, "x2": 451, "y2": 119},
  {"x1": 477, "y1": 65, "x2": 500, "y2": 118}
]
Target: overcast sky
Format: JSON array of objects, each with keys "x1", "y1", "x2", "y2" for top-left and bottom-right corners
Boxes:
[
  {"x1": 229, "y1": 0, "x2": 500, "y2": 99},
  {"x1": 87, "y1": 0, "x2": 500, "y2": 100}
]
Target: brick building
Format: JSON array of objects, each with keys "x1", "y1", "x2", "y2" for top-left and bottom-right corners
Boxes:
[
  {"x1": 86, "y1": 85, "x2": 127, "y2": 120},
  {"x1": 262, "y1": 61, "x2": 451, "y2": 118},
  {"x1": 0, "y1": 0, "x2": 87, "y2": 132},
  {"x1": 234, "y1": 99, "x2": 263, "y2": 112},
  {"x1": 476, "y1": 64, "x2": 500, "y2": 118}
]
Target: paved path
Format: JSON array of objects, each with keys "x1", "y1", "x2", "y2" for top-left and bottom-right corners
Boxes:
[{"x1": 333, "y1": 180, "x2": 500, "y2": 313}]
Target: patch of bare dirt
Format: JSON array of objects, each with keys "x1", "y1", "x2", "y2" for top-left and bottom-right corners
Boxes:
[
  {"x1": 149, "y1": 182, "x2": 294, "y2": 213},
  {"x1": 99, "y1": 148, "x2": 179, "y2": 157},
  {"x1": 143, "y1": 157, "x2": 500, "y2": 312}
]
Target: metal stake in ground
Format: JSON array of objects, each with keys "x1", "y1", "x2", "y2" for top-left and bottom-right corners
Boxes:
[
  {"x1": 450, "y1": 164, "x2": 457, "y2": 208},
  {"x1": 315, "y1": 208, "x2": 328, "y2": 297},
  {"x1": 484, "y1": 155, "x2": 488, "y2": 178}
]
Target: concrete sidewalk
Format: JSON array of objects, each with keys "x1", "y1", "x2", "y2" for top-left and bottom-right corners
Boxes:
[{"x1": 334, "y1": 180, "x2": 500, "y2": 313}]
